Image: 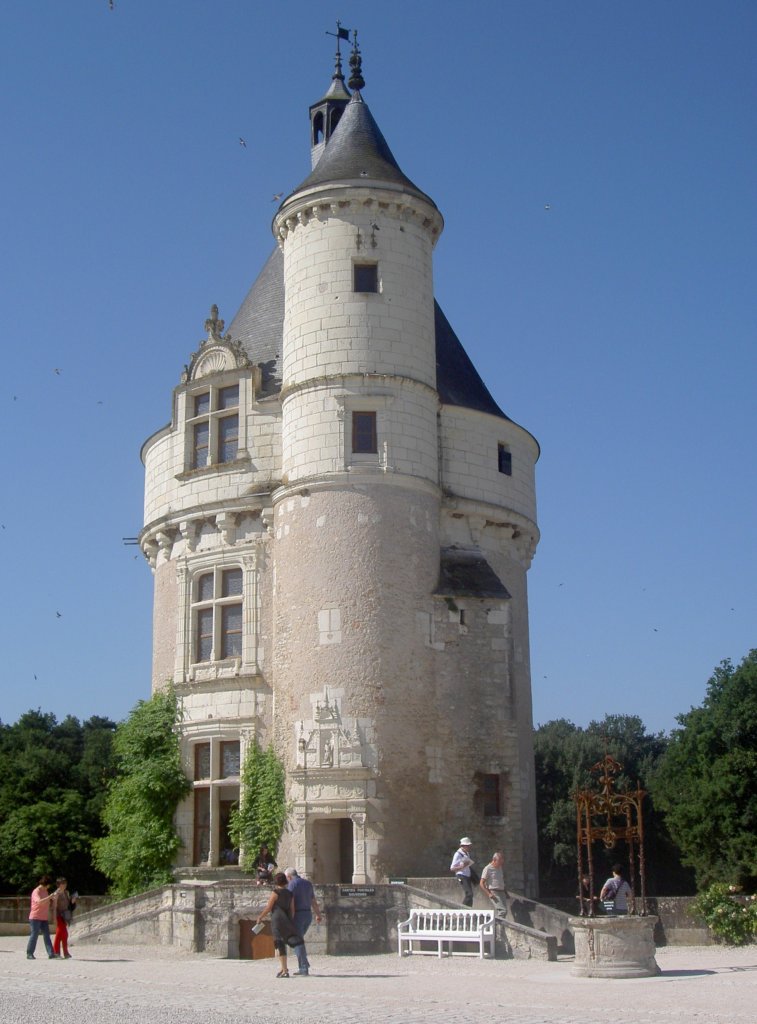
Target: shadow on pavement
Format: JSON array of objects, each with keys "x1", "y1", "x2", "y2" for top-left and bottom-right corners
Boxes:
[{"x1": 659, "y1": 969, "x2": 716, "y2": 978}]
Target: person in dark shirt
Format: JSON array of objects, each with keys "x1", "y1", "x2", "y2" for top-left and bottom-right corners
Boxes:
[{"x1": 285, "y1": 868, "x2": 323, "y2": 976}]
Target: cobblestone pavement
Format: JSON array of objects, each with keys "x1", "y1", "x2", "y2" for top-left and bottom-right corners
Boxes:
[{"x1": 1, "y1": 936, "x2": 756, "y2": 1024}]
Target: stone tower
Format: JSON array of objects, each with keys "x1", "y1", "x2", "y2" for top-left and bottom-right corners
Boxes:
[{"x1": 140, "y1": 42, "x2": 541, "y2": 895}]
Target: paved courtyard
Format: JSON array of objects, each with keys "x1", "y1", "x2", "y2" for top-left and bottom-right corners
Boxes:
[{"x1": 1, "y1": 935, "x2": 755, "y2": 1024}]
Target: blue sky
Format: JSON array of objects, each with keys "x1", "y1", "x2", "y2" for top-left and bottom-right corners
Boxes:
[{"x1": 1, "y1": 1, "x2": 754, "y2": 735}]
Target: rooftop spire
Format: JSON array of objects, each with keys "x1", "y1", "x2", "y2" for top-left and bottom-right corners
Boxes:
[
  {"x1": 325, "y1": 20, "x2": 350, "y2": 85},
  {"x1": 348, "y1": 30, "x2": 365, "y2": 92}
]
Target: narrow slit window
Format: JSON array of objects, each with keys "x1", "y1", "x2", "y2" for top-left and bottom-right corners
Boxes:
[
  {"x1": 352, "y1": 411, "x2": 377, "y2": 454},
  {"x1": 498, "y1": 444, "x2": 512, "y2": 476},
  {"x1": 354, "y1": 263, "x2": 378, "y2": 293},
  {"x1": 482, "y1": 774, "x2": 502, "y2": 817}
]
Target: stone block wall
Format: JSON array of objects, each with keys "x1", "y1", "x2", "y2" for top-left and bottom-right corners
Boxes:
[{"x1": 439, "y1": 406, "x2": 539, "y2": 524}]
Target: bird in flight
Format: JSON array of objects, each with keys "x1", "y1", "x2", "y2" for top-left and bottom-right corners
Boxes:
[
  {"x1": 239, "y1": 137, "x2": 247, "y2": 148},
  {"x1": 56, "y1": 611, "x2": 62, "y2": 618},
  {"x1": 271, "y1": 192, "x2": 283, "y2": 202},
  {"x1": 53, "y1": 368, "x2": 62, "y2": 375}
]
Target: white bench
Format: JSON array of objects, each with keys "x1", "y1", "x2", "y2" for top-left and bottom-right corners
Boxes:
[{"x1": 397, "y1": 908, "x2": 495, "y2": 958}]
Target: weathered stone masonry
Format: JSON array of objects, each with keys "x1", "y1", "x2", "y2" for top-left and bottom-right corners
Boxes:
[{"x1": 140, "y1": 46, "x2": 540, "y2": 895}]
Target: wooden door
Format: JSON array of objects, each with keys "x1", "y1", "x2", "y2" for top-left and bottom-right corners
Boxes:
[{"x1": 239, "y1": 920, "x2": 275, "y2": 959}]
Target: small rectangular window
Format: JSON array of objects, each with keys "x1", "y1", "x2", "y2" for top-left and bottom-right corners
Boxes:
[
  {"x1": 218, "y1": 385, "x2": 239, "y2": 410},
  {"x1": 354, "y1": 263, "x2": 378, "y2": 293},
  {"x1": 221, "y1": 568, "x2": 243, "y2": 598},
  {"x1": 194, "y1": 743, "x2": 211, "y2": 781},
  {"x1": 197, "y1": 608, "x2": 213, "y2": 662},
  {"x1": 220, "y1": 604, "x2": 243, "y2": 659},
  {"x1": 193, "y1": 422, "x2": 209, "y2": 469},
  {"x1": 197, "y1": 572, "x2": 214, "y2": 602},
  {"x1": 498, "y1": 444, "x2": 512, "y2": 476},
  {"x1": 352, "y1": 411, "x2": 377, "y2": 453},
  {"x1": 218, "y1": 415, "x2": 239, "y2": 463},
  {"x1": 220, "y1": 741, "x2": 241, "y2": 778},
  {"x1": 482, "y1": 774, "x2": 502, "y2": 817},
  {"x1": 194, "y1": 392, "x2": 211, "y2": 417}
]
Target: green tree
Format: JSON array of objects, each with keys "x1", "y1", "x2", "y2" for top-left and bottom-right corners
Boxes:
[
  {"x1": 230, "y1": 740, "x2": 286, "y2": 872},
  {"x1": 534, "y1": 714, "x2": 692, "y2": 897},
  {"x1": 0, "y1": 711, "x2": 115, "y2": 893},
  {"x1": 93, "y1": 688, "x2": 190, "y2": 899},
  {"x1": 652, "y1": 650, "x2": 757, "y2": 890}
]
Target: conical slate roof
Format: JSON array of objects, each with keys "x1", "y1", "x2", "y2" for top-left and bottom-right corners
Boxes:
[
  {"x1": 289, "y1": 92, "x2": 435, "y2": 207},
  {"x1": 227, "y1": 246, "x2": 508, "y2": 419},
  {"x1": 227, "y1": 247, "x2": 285, "y2": 396},
  {"x1": 227, "y1": 80, "x2": 507, "y2": 419}
]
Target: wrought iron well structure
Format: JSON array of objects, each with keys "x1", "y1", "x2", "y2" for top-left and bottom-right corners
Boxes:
[{"x1": 574, "y1": 753, "x2": 648, "y2": 916}]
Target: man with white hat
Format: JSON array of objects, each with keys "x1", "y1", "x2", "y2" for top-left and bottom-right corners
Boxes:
[{"x1": 450, "y1": 836, "x2": 477, "y2": 907}]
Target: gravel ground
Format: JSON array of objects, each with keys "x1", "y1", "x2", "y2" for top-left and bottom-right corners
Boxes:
[{"x1": 1, "y1": 936, "x2": 756, "y2": 1024}]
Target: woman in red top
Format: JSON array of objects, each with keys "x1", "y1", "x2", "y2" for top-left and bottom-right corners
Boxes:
[{"x1": 26, "y1": 875, "x2": 56, "y2": 959}]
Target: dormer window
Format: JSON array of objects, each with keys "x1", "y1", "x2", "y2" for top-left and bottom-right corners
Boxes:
[{"x1": 188, "y1": 384, "x2": 239, "y2": 469}]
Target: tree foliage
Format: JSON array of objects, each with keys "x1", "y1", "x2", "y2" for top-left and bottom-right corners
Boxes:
[
  {"x1": 0, "y1": 711, "x2": 115, "y2": 893},
  {"x1": 534, "y1": 714, "x2": 693, "y2": 897},
  {"x1": 652, "y1": 650, "x2": 757, "y2": 891},
  {"x1": 92, "y1": 688, "x2": 190, "y2": 900},
  {"x1": 229, "y1": 740, "x2": 286, "y2": 872}
]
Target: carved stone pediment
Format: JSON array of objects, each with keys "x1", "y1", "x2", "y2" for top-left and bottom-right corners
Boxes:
[{"x1": 181, "y1": 305, "x2": 253, "y2": 384}]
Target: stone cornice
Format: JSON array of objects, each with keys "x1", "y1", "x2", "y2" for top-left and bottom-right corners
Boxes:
[
  {"x1": 279, "y1": 371, "x2": 439, "y2": 405},
  {"x1": 272, "y1": 470, "x2": 440, "y2": 507},
  {"x1": 140, "y1": 503, "x2": 273, "y2": 567},
  {"x1": 273, "y1": 186, "x2": 443, "y2": 246}
]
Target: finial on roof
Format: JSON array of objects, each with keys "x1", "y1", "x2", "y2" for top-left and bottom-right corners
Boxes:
[
  {"x1": 204, "y1": 304, "x2": 228, "y2": 343},
  {"x1": 348, "y1": 30, "x2": 365, "y2": 91}
]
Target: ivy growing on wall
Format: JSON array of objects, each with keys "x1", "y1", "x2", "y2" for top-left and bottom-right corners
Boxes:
[
  {"x1": 92, "y1": 687, "x2": 190, "y2": 900},
  {"x1": 229, "y1": 740, "x2": 286, "y2": 871}
]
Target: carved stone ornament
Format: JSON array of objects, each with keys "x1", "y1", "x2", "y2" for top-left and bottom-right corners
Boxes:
[
  {"x1": 296, "y1": 691, "x2": 367, "y2": 770},
  {"x1": 180, "y1": 305, "x2": 252, "y2": 384}
]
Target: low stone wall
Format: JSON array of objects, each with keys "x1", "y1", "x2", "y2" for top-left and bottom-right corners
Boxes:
[
  {"x1": 540, "y1": 895, "x2": 712, "y2": 946},
  {"x1": 0, "y1": 896, "x2": 107, "y2": 936},
  {"x1": 11, "y1": 886, "x2": 709, "y2": 952},
  {"x1": 71, "y1": 880, "x2": 558, "y2": 960}
]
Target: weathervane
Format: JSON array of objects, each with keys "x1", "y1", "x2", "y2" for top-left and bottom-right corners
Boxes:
[{"x1": 325, "y1": 20, "x2": 350, "y2": 79}]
